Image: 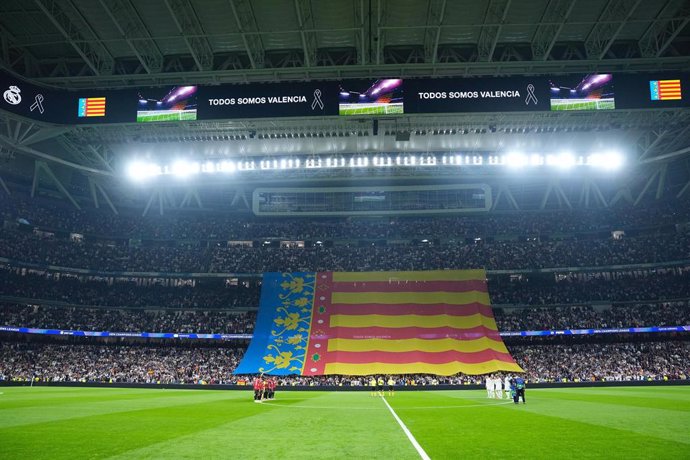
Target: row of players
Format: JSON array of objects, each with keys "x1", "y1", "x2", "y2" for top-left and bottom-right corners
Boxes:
[
  {"x1": 250, "y1": 374, "x2": 528, "y2": 404},
  {"x1": 252, "y1": 375, "x2": 278, "y2": 402},
  {"x1": 485, "y1": 375, "x2": 526, "y2": 403}
]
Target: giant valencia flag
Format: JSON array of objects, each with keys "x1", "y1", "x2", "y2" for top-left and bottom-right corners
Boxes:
[{"x1": 234, "y1": 270, "x2": 523, "y2": 376}]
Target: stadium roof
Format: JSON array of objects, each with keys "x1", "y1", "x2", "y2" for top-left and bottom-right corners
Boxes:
[
  {"x1": 0, "y1": 0, "x2": 689, "y2": 212},
  {"x1": 1, "y1": 0, "x2": 688, "y2": 86}
]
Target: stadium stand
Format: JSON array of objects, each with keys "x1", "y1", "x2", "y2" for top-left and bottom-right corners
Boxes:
[
  {"x1": 2, "y1": 339, "x2": 687, "y2": 385},
  {"x1": 1, "y1": 197, "x2": 689, "y2": 386},
  {"x1": 1, "y1": 227, "x2": 688, "y2": 272},
  {"x1": 1, "y1": 267, "x2": 689, "y2": 312},
  {"x1": 0, "y1": 0, "x2": 687, "y2": 389},
  {"x1": 511, "y1": 340, "x2": 690, "y2": 383},
  {"x1": 1, "y1": 300, "x2": 689, "y2": 336},
  {"x1": 494, "y1": 301, "x2": 690, "y2": 330},
  {"x1": 0, "y1": 303, "x2": 256, "y2": 334},
  {"x1": 3, "y1": 193, "x2": 689, "y2": 240},
  {"x1": 0, "y1": 268, "x2": 260, "y2": 310},
  {"x1": 1, "y1": 1, "x2": 689, "y2": 456},
  {"x1": 1, "y1": 195, "x2": 689, "y2": 385}
]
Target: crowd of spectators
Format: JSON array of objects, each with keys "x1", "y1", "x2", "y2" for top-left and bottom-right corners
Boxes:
[
  {"x1": 0, "y1": 342, "x2": 243, "y2": 384},
  {"x1": 1, "y1": 340, "x2": 687, "y2": 384},
  {"x1": 2, "y1": 229, "x2": 688, "y2": 273},
  {"x1": 1, "y1": 194, "x2": 688, "y2": 387},
  {"x1": 0, "y1": 269, "x2": 259, "y2": 309},
  {"x1": 2, "y1": 265, "x2": 690, "y2": 312},
  {"x1": 3, "y1": 193, "x2": 688, "y2": 241},
  {"x1": 0, "y1": 231, "x2": 208, "y2": 272},
  {"x1": 490, "y1": 271, "x2": 690, "y2": 305},
  {"x1": 0, "y1": 303, "x2": 256, "y2": 334},
  {"x1": 511, "y1": 341, "x2": 689, "y2": 382},
  {"x1": 494, "y1": 301, "x2": 690, "y2": 331},
  {"x1": 209, "y1": 235, "x2": 690, "y2": 272},
  {"x1": 2, "y1": 300, "x2": 687, "y2": 335}
]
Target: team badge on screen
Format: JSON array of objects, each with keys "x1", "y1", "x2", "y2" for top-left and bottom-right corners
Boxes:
[
  {"x1": 78, "y1": 97, "x2": 106, "y2": 117},
  {"x1": 649, "y1": 80, "x2": 682, "y2": 101}
]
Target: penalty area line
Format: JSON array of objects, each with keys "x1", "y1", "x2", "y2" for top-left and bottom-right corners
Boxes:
[{"x1": 381, "y1": 396, "x2": 430, "y2": 460}]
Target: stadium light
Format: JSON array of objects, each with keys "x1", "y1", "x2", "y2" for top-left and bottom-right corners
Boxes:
[
  {"x1": 504, "y1": 152, "x2": 528, "y2": 168},
  {"x1": 171, "y1": 160, "x2": 199, "y2": 178},
  {"x1": 241, "y1": 160, "x2": 256, "y2": 170},
  {"x1": 124, "y1": 150, "x2": 627, "y2": 180},
  {"x1": 127, "y1": 161, "x2": 161, "y2": 181},
  {"x1": 420, "y1": 154, "x2": 437, "y2": 166},
  {"x1": 218, "y1": 160, "x2": 236, "y2": 173},
  {"x1": 588, "y1": 151, "x2": 624, "y2": 170},
  {"x1": 306, "y1": 156, "x2": 322, "y2": 168},
  {"x1": 547, "y1": 152, "x2": 576, "y2": 169},
  {"x1": 202, "y1": 161, "x2": 216, "y2": 173}
]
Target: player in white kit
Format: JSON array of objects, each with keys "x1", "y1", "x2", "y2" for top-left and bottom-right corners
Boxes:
[{"x1": 493, "y1": 377, "x2": 501, "y2": 399}]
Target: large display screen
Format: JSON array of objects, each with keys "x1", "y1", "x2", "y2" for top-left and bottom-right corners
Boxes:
[
  {"x1": 549, "y1": 74, "x2": 615, "y2": 111},
  {"x1": 338, "y1": 79, "x2": 404, "y2": 115},
  {"x1": 137, "y1": 85, "x2": 198, "y2": 122},
  {"x1": 404, "y1": 76, "x2": 552, "y2": 113},
  {"x1": 0, "y1": 70, "x2": 687, "y2": 124}
]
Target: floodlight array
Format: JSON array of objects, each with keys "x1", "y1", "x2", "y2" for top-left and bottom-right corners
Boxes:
[{"x1": 126, "y1": 151, "x2": 624, "y2": 180}]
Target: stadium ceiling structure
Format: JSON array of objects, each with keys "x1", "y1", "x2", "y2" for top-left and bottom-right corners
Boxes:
[{"x1": 0, "y1": 0, "x2": 689, "y2": 214}]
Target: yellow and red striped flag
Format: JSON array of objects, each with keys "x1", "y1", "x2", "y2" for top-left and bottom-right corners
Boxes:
[
  {"x1": 235, "y1": 270, "x2": 523, "y2": 376},
  {"x1": 77, "y1": 97, "x2": 106, "y2": 117},
  {"x1": 649, "y1": 80, "x2": 682, "y2": 101}
]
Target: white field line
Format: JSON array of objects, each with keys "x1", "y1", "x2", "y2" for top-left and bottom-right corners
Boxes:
[{"x1": 381, "y1": 395, "x2": 431, "y2": 460}]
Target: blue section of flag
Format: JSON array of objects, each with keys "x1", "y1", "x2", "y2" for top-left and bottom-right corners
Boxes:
[
  {"x1": 77, "y1": 98, "x2": 87, "y2": 117},
  {"x1": 234, "y1": 272, "x2": 315, "y2": 375},
  {"x1": 649, "y1": 81, "x2": 660, "y2": 100}
]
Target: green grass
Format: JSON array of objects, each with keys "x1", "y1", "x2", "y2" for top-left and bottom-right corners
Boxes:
[
  {"x1": 0, "y1": 386, "x2": 688, "y2": 459},
  {"x1": 136, "y1": 110, "x2": 197, "y2": 122},
  {"x1": 550, "y1": 99, "x2": 615, "y2": 111},
  {"x1": 339, "y1": 103, "x2": 404, "y2": 115}
]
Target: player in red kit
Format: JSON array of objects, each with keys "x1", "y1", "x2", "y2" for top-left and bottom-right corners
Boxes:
[
  {"x1": 268, "y1": 377, "x2": 276, "y2": 400},
  {"x1": 261, "y1": 377, "x2": 269, "y2": 401},
  {"x1": 253, "y1": 376, "x2": 263, "y2": 402}
]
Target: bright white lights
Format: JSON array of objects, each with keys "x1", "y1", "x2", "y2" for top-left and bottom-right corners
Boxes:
[
  {"x1": 125, "y1": 151, "x2": 626, "y2": 180},
  {"x1": 420, "y1": 155, "x2": 437, "y2": 166},
  {"x1": 373, "y1": 155, "x2": 392, "y2": 167},
  {"x1": 348, "y1": 156, "x2": 369, "y2": 168},
  {"x1": 171, "y1": 160, "x2": 199, "y2": 178},
  {"x1": 127, "y1": 161, "x2": 161, "y2": 181},
  {"x1": 546, "y1": 152, "x2": 576, "y2": 169},
  {"x1": 504, "y1": 152, "x2": 528, "y2": 168},
  {"x1": 556, "y1": 152, "x2": 576, "y2": 169},
  {"x1": 587, "y1": 151, "x2": 624, "y2": 170},
  {"x1": 218, "y1": 160, "x2": 236, "y2": 173}
]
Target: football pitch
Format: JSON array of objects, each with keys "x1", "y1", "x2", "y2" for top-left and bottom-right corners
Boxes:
[
  {"x1": 339, "y1": 103, "x2": 404, "y2": 115},
  {"x1": 550, "y1": 98, "x2": 615, "y2": 111},
  {"x1": 0, "y1": 386, "x2": 688, "y2": 459},
  {"x1": 136, "y1": 110, "x2": 197, "y2": 122}
]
